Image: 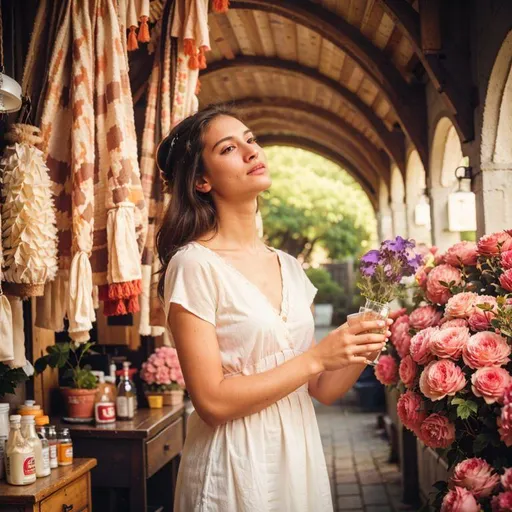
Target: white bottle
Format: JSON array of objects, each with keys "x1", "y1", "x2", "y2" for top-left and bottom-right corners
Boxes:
[
  {"x1": 0, "y1": 403, "x2": 10, "y2": 480},
  {"x1": 5, "y1": 415, "x2": 36, "y2": 485},
  {"x1": 20, "y1": 415, "x2": 48, "y2": 478}
]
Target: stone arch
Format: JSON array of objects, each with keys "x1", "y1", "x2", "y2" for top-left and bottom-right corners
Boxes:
[
  {"x1": 429, "y1": 117, "x2": 467, "y2": 250},
  {"x1": 390, "y1": 164, "x2": 407, "y2": 238},
  {"x1": 406, "y1": 150, "x2": 431, "y2": 245},
  {"x1": 479, "y1": 29, "x2": 512, "y2": 234}
]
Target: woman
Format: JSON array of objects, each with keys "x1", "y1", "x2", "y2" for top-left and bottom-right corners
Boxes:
[{"x1": 156, "y1": 105, "x2": 392, "y2": 511}]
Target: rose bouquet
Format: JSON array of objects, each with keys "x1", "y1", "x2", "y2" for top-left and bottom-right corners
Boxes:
[
  {"x1": 373, "y1": 230, "x2": 512, "y2": 511},
  {"x1": 140, "y1": 347, "x2": 186, "y2": 406}
]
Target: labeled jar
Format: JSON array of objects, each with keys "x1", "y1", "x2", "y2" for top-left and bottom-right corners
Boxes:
[
  {"x1": 57, "y1": 428, "x2": 73, "y2": 466},
  {"x1": 46, "y1": 425, "x2": 58, "y2": 469},
  {"x1": 5, "y1": 415, "x2": 36, "y2": 485},
  {"x1": 21, "y1": 415, "x2": 48, "y2": 478}
]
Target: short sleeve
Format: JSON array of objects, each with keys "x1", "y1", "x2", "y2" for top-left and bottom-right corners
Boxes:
[
  {"x1": 164, "y1": 251, "x2": 217, "y2": 327},
  {"x1": 302, "y1": 268, "x2": 318, "y2": 306}
]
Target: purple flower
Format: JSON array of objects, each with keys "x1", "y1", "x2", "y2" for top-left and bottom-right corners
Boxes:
[
  {"x1": 381, "y1": 236, "x2": 413, "y2": 253},
  {"x1": 361, "y1": 250, "x2": 379, "y2": 265}
]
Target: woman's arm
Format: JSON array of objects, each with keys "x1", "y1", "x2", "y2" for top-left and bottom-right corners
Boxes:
[{"x1": 169, "y1": 303, "x2": 386, "y2": 428}]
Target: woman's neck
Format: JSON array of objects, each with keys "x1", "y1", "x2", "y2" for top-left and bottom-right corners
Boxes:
[{"x1": 201, "y1": 199, "x2": 263, "y2": 252}]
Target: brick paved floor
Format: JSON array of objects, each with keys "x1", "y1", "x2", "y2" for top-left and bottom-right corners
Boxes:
[{"x1": 315, "y1": 392, "x2": 417, "y2": 512}]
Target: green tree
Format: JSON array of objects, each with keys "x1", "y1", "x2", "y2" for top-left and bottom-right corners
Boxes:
[{"x1": 260, "y1": 147, "x2": 377, "y2": 261}]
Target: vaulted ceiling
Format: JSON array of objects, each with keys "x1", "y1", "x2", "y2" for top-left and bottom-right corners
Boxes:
[{"x1": 197, "y1": 0, "x2": 472, "y2": 207}]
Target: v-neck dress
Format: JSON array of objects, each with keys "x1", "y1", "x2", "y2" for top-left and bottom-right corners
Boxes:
[{"x1": 163, "y1": 242, "x2": 333, "y2": 512}]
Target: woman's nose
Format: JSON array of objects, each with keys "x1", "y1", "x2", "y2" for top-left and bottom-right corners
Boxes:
[{"x1": 243, "y1": 144, "x2": 258, "y2": 162}]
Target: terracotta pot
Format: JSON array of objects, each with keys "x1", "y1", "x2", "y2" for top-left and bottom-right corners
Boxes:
[{"x1": 60, "y1": 387, "x2": 97, "y2": 418}]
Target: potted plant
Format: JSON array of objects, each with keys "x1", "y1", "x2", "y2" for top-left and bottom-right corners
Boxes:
[
  {"x1": 305, "y1": 267, "x2": 344, "y2": 327},
  {"x1": 140, "y1": 346, "x2": 186, "y2": 406},
  {"x1": 34, "y1": 342, "x2": 98, "y2": 419}
]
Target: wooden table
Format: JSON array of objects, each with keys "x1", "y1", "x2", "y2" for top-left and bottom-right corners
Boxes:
[
  {"x1": 53, "y1": 405, "x2": 185, "y2": 512},
  {"x1": 0, "y1": 458, "x2": 97, "y2": 512}
]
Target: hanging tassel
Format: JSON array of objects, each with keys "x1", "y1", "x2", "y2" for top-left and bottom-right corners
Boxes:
[
  {"x1": 113, "y1": 299, "x2": 128, "y2": 316},
  {"x1": 127, "y1": 295, "x2": 140, "y2": 314},
  {"x1": 184, "y1": 39, "x2": 199, "y2": 70},
  {"x1": 195, "y1": 79, "x2": 202, "y2": 95},
  {"x1": 198, "y1": 46, "x2": 207, "y2": 70},
  {"x1": 127, "y1": 26, "x2": 139, "y2": 51},
  {"x1": 138, "y1": 15, "x2": 150, "y2": 43},
  {"x1": 213, "y1": 0, "x2": 230, "y2": 13}
]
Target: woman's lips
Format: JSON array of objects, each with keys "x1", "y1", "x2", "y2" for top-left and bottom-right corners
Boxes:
[{"x1": 248, "y1": 164, "x2": 266, "y2": 175}]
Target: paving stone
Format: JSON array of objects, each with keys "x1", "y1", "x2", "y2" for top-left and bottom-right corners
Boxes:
[
  {"x1": 366, "y1": 506, "x2": 393, "y2": 512},
  {"x1": 336, "y1": 473, "x2": 359, "y2": 484},
  {"x1": 336, "y1": 483, "x2": 360, "y2": 496},
  {"x1": 337, "y1": 495, "x2": 363, "y2": 509},
  {"x1": 362, "y1": 484, "x2": 388, "y2": 505}
]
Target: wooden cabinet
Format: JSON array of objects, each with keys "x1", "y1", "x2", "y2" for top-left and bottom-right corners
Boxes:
[
  {"x1": 0, "y1": 458, "x2": 96, "y2": 512},
  {"x1": 54, "y1": 405, "x2": 185, "y2": 512}
]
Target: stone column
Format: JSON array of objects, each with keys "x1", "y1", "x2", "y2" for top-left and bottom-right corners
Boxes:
[
  {"x1": 474, "y1": 164, "x2": 512, "y2": 236},
  {"x1": 377, "y1": 207, "x2": 394, "y2": 242},
  {"x1": 390, "y1": 201, "x2": 408, "y2": 239},
  {"x1": 406, "y1": 199, "x2": 432, "y2": 245}
]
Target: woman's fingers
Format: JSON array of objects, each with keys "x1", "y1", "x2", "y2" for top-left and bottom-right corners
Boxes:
[
  {"x1": 351, "y1": 333, "x2": 387, "y2": 345},
  {"x1": 348, "y1": 319, "x2": 386, "y2": 334},
  {"x1": 352, "y1": 342, "x2": 385, "y2": 354}
]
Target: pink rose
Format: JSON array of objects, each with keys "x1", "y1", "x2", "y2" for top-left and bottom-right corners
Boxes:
[
  {"x1": 399, "y1": 355, "x2": 418, "y2": 389},
  {"x1": 501, "y1": 469, "x2": 512, "y2": 491},
  {"x1": 395, "y1": 332, "x2": 412, "y2": 359},
  {"x1": 503, "y1": 383, "x2": 512, "y2": 405},
  {"x1": 477, "y1": 231, "x2": 512, "y2": 256},
  {"x1": 450, "y1": 458, "x2": 500, "y2": 498},
  {"x1": 375, "y1": 355, "x2": 398, "y2": 385},
  {"x1": 431, "y1": 327, "x2": 470, "y2": 360},
  {"x1": 445, "y1": 242, "x2": 479, "y2": 267},
  {"x1": 499, "y1": 404, "x2": 512, "y2": 447},
  {"x1": 492, "y1": 491, "x2": 512, "y2": 512},
  {"x1": 409, "y1": 305, "x2": 443, "y2": 330},
  {"x1": 419, "y1": 413, "x2": 456, "y2": 449},
  {"x1": 468, "y1": 296, "x2": 498, "y2": 332},
  {"x1": 426, "y1": 264, "x2": 462, "y2": 305},
  {"x1": 502, "y1": 251, "x2": 512, "y2": 270},
  {"x1": 410, "y1": 327, "x2": 438, "y2": 365},
  {"x1": 397, "y1": 391, "x2": 426, "y2": 433},
  {"x1": 419, "y1": 360, "x2": 467, "y2": 401},
  {"x1": 435, "y1": 252, "x2": 446, "y2": 265},
  {"x1": 416, "y1": 266, "x2": 429, "y2": 289},
  {"x1": 441, "y1": 486, "x2": 481, "y2": 512},
  {"x1": 445, "y1": 292, "x2": 478, "y2": 319},
  {"x1": 471, "y1": 367, "x2": 512, "y2": 404},
  {"x1": 500, "y1": 269, "x2": 512, "y2": 292},
  {"x1": 463, "y1": 332, "x2": 511, "y2": 369},
  {"x1": 441, "y1": 318, "x2": 469, "y2": 330},
  {"x1": 390, "y1": 314, "x2": 409, "y2": 339}
]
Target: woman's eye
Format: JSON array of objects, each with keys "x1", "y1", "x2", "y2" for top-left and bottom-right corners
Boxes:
[
  {"x1": 221, "y1": 145, "x2": 235, "y2": 155},
  {"x1": 248, "y1": 136, "x2": 258, "y2": 144}
]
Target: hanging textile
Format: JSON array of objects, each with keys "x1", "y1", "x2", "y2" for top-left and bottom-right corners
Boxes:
[
  {"x1": 30, "y1": 0, "x2": 147, "y2": 341},
  {"x1": 118, "y1": 0, "x2": 151, "y2": 52},
  {"x1": 7, "y1": 296, "x2": 27, "y2": 369},
  {"x1": 0, "y1": 214, "x2": 14, "y2": 362},
  {"x1": 0, "y1": 124, "x2": 58, "y2": 298}
]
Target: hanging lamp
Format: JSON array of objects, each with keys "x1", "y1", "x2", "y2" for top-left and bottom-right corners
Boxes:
[{"x1": 0, "y1": 8, "x2": 22, "y2": 114}]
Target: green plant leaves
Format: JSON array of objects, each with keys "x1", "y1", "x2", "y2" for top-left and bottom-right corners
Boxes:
[{"x1": 451, "y1": 398, "x2": 478, "y2": 420}]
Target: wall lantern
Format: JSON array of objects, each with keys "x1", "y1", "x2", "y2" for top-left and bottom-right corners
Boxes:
[
  {"x1": 0, "y1": 71, "x2": 22, "y2": 113},
  {"x1": 414, "y1": 189, "x2": 431, "y2": 227},
  {"x1": 448, "y1": 165, "x2": 477, "y2": 232}
]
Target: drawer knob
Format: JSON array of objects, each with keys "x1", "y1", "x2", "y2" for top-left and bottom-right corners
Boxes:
[
  {"x1": 62, "y1": 505, "x2": 74, "y2": 512},
  {"x1": 164, "y1": 443, "x2": 170, "y2": 451}
]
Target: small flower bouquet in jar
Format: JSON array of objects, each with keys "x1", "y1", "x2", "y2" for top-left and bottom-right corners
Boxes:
[
  {"x1": 354, "y1": 236, "x2": 422, "y2": 365},
  {"x1": 140, "y1": 347, "x2": 186, "y2": 407}
]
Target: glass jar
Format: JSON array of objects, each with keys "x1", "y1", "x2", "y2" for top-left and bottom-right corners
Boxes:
[
  {"x1": 0, "y1": 403, "x2": 10, "y2": 480},
  {"x1": 46, "y1": 425, "x2": 58, "y2": 469},
  {"x1": 35, "y1": 425, "x2": 51, "y2": 477},
  {"x1": 358, "y1": 299, "x2": 390, "y2": 366},
  {"x1": 57, "y1": 428, "x2": 73, "y2": 466}
]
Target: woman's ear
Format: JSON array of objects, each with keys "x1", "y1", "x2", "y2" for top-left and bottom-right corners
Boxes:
[{"x1": 195, "y1": 176, "x2": 212, "y2": 194}]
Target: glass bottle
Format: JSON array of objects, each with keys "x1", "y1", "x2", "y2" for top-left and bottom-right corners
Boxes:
[
  {"x1": 5, "y1": 415, "x2": 36, "y2": 485},
  {"x1": 57, "y1": 428, "x2": 73, "y2": 466},
  {"x1": 0, "y1": 403, "x2": 9, "y2": 480},
  {"x1": 35, "y1": 424, "x2": 51, "y2": 477},
  {"x1": 20, "y1": 415, "x2": 48, "y2": 478},
  {"x1": 46, "y1": 425, "x2": 58, "y2": 469},
  {"x1": 92, "y1": 371, "x2": 116, "y2": 424},
  {"x1": 116, "y1": 362, "x2": 136, "y2": 420}
]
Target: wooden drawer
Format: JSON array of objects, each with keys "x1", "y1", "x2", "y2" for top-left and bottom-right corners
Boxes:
[
  {"x1": 146, "y1": 417, "x2": 183, "y2": 478},
  {"x1": 40, "y1": 473, "x2": 89, "y2": 512}
]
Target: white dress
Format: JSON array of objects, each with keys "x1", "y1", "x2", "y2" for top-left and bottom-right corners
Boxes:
[{"x1": 163, "y1": 242, "x2": 333, "y2": 512}]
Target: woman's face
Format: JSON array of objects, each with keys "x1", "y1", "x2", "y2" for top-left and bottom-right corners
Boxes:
[{"x1": 199, "y1": 115, "x2": 271, "y2": 201}]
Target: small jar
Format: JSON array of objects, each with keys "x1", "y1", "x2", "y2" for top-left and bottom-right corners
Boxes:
[
  {"x1": 46, "y1": 425, "x2": 58, "y2": 469},
  {"x1": 57, "y1": 428, "x2": 73, "y2": 466}
]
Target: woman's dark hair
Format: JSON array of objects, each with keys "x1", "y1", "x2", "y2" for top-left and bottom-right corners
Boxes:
[{"x1": 156, "y1": 104, "x2": 241, "y2": 299}]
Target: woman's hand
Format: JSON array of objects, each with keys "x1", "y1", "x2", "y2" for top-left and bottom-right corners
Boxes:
[{"x1": 310, "y1": 318, "x2": 392, "y2": 372}]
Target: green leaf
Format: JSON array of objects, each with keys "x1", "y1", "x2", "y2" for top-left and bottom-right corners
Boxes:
[
  {"x1": 454, "y1": 399, "x2": 478, "y2": 419},
  {"x1": 473, "y1": 433, "x2": 490, "y2": 454}
]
